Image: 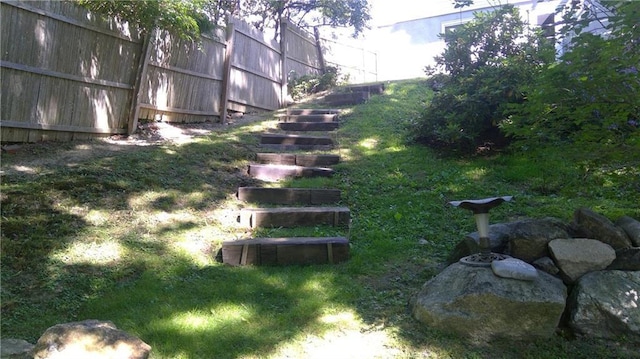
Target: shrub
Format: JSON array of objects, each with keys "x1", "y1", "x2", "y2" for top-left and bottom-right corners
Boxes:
[
  {"x1": 412, "y1": 5, "x2": 554, "y2": 154},
  {"x1": 287, "y1": 66, "x2": 345, "y2": 101}
]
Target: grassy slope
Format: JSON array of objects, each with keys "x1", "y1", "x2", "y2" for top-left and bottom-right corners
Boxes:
[{"x1": 1, "y1": 79, "x2": 639, "y2": 358}]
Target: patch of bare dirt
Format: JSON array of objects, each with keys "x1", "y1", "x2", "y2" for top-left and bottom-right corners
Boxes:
[{"x1": 0, "y1": 114, "x2": 267, "y2": 176}]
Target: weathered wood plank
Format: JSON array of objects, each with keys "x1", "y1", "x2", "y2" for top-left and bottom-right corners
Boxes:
[
  {"x1": 260, "y1": 133, "x2": 334, "y2": 146},
  {"x1": 278, "y1": 122, "x2": 338, "y2": 131},
  {"x1": 237, "y1": 187, "x2": 341, "y2": 204},
  {"x1": 286, "y1": 108, "x2": 340, "y2": 115},
  {"x1": 255, "y1": 153, "x2": 340, "y2": 166},
  {"x1": 247, "y1": 164, "x2": 334, "y2": 181},
  {"x1": 323, "y1": 91, "x2": 370, "y2": 106},
  {"x1": 239, "y1": 206, "x2": 350, "y2": 228},
  {"x1": 277, "y1": 114, "x2": 338, "y2": 122},
  {"x1": 221, "y1": 237, "x2": 349, "y2": 266}
]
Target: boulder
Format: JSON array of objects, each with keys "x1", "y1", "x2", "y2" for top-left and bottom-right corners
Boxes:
[
  {"x1": 448, "y1": 218, "x2": 570, "y2": 264},
  {"x1": 607, "y1": 247, "x2": 640, "y2": 271},
  {"x1": 568, "y1": 270, "x2": 640, "y2": 343},
  {"x1": 532, "y1": 256, "x2": 560, "y2": 275},
  {"x1": 548, "y1": 238, "x2": 616, "y2": 284},
  {"x1": 0, "y1": 339, "x2": 34, "y2": 359},
  {"x1": 505, "y1": 217, "x2": 571, "y2": 263},
  {"x1": 571, "y1": 208, "x2": 632, "y2": 250},
  {"x1": 31, "y1": 320, "x2": 151, "y2": 359},
  {"x1": 410, "y1": 263, "x2": 567, "y2": 342},
  {"x1": 616, "y1": 216, "x2": 640, "y2": 247}
]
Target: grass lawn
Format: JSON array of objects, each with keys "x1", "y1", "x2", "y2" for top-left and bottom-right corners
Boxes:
[{"x1": 1, "y1": 79, "x2": 639, "y2": 358}]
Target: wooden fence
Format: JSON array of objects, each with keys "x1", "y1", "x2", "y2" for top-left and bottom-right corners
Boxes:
[{"x1": 0, "y1": 0, "x2": 323, "y2": 142}]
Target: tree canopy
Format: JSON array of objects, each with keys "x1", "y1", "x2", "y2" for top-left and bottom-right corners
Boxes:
[{"x1": 75, "y1": 0, "x2": 371, "y2": 40}]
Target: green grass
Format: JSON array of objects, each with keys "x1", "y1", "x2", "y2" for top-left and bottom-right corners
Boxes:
[{"x1": 2, "y1": 79, "x2": 639, "y2": 358}]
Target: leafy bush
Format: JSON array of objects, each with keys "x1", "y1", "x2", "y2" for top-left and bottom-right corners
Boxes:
[
  {"x1": 413, "y1": 5, "x2": 554, "y2": 154},
  {"x1": 287, "y1": 66, "x2": 345, "y2": 101},
  {"x1": 501, "y1": 1, "x2": 639, "y2": 150}
]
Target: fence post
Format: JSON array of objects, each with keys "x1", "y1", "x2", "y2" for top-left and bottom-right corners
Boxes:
[
  {"x1": 219, "y1": 21, "x2": 235, "y2": 123},
  {"x1": 127, "y1": 28, "x2": 154, "y2": 135},
  {"x1": 279, "y1": 19, "x2": 288, "y2": 107},
  {"x1": 314, "y1": 27, "x2": 326, "y2": 74}
]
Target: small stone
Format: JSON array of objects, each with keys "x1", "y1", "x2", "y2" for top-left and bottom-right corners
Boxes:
[{"x1": 491, "y1": 258, "x2": 539, "y2": 281}]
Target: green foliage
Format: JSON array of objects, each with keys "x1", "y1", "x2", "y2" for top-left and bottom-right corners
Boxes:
[
  {"x1": 501, "y1": 1, "x2": 640, "y2": 150},
  {"x1": 238, "y1": 0, "x2": 371, "y2": 38},
  {"x1": 75, "y1": 0, "x2": 215, "y2": 40},
  {"x1": 414, "y1": 5, "x2": 554, "y2": 153},
  {"x1": 287, "y1": 66, "x2": 346, "y2": 101}
]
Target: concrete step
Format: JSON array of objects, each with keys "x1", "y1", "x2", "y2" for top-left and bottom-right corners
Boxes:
[
  {"x1": 323, "y1": 91, "x2": 369, "y2": 106},
  {"x1": 256, "y1": 153, "x2": 340, "y2": 167},
  {"x1": 277, "y1": 114, "x2": 338, "y2": 123},
  {"x1": 239, "y1": 206, "x2": 350, "y2": 228},
  {"x1": 247, "y1": 163, "x2": 334, "y2": 181},
  {"x1": 260, "y1": 133, "x2": 334, "y2": 150},
  {"x1": 286, "y1": 108, "x2": 340, "y2": 115},
  {"x1": 221, "y1": 237, "x2": 349, "y2": 266},
  {"x1": 278, "y1": 122, "x2": 338, "y2": 131},
  {"x1": 237, "y1": 187, "x2": 341, "y2": 204}
]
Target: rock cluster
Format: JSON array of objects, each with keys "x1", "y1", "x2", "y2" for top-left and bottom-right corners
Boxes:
[{"x1": 412, "y1": 207, "x2": 640, "y2": 343}]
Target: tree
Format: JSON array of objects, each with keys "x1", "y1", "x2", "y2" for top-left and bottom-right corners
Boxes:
[
  {"x1": 75, "y1": 0, "x2": 216, "y2": 40},
  {"x1": 233, "y1": 0, "x2": 371, "y2": 39}
]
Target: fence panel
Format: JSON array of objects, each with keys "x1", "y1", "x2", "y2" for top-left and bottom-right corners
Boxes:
[
  {"x1": 227, "y1": 19, "x2": 282, "y2": 112},
  {"x1": 283, "y1": 22, "x2": 323, "y2": 79},
  {"x1": 0, "y1": 0, "x2": 142, "y2": 141},
  {"x1": 138, "y1": 30, "x2": 226, "y2": 123}
]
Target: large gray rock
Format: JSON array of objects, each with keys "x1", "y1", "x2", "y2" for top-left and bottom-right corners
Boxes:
[
  {"x1": 448, "y1": 217, "x2": 570, "y2": 264},
  {"x1": 607, "y1": 248, "x2": 640, "y2": 271},
  {"x1": 571, "y1": 208, "x2": 632, "y2": 250},
  {"x1": 568, "y1": 270, "x2": 640, "y2": 343},
  {"x1": 491, "y1": 258, "x2": 538, "y2": 281},
  {"x1": 548, "y1": 238, "x2": 616, "y2": 284},
  {"x1": 616, "y1": 216, "x2": 640, "y2": 247},
  {"x1": 0, "y1": 339, "x2": 34, "y2": 359},
  {"x1": 410, "y1": 263, "x2": 567, "y2": 342},
  {"x1": 32, "y1": 320, "x2": 151, "y2": 359}
]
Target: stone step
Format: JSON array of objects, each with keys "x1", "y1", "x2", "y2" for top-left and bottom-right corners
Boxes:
[
  {"x1": 237, "y1": 187, "x2": 341, "y2": 204},
  {"x1": 286, "y1": 108, "x2": 340, "y2": 115},
  {"x1": 323, "y1": 91, "x2": 369, "y2": 106},
  {"x1": 277, "y1": 114, "x2": 338, "y2": 123},
  {"x1": 256, "y1": 153, "x2": 340, "y2": 167},
  {"x1": 239, "y1": 206, "x2": 350, "y2": 228},
  {"x1": 278, "y1": 122, "x2": 338, "y2": 131},
  {"x1": 221, "y1": 237, "x2": 350, "y2": 266},
  {"x1": 247, "y1": 164, "x2": 334, "y2": 181}
]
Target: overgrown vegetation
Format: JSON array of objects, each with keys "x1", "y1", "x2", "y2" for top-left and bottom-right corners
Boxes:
[
  {"x1": 414, "y1": 1, "x2": 639, "y2": 156},
  {"x1": 287, "y1": 65, "x2": 347, "y2": 101},
  {"x1": 2, "y1": 80, "x2": 638, "y2": 358}
]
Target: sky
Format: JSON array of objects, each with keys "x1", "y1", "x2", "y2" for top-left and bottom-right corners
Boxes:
[{"x1": 368, "y1": 0, "x2": 458, "y2": 27}]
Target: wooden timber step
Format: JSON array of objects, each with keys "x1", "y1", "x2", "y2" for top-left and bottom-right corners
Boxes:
[
  {"x1": 239, "y1": 206, "x2": 350, "y2": 228},
  {"x1": 344, "y1": 83, "x2": 386, "y2": 95},
  {"x1": 287, "y1": 108, "x2": 340, "y2": 115},
  {"x1": 256, "y1": 153, "x2": 340, "y2": 167},
  {"x1": 277, "y1": 114, "x2": 338, "y2": 123},
  {"x1": 248, "y1": 164, "x2": 334, "y2": 181},
  {"x1": 260, "y1": 133, "x2": 334, "y2": 146},
  {"x1": 222, "y1": 237, "x2": 349, "y2": 266},
  {"x1": 278, "y1": 121, "x2": 338, "y2": 131},
  {"x1": 323, "y1": 91, "x2": 369, "y2": 106},
  {"x1": 237, "y1": 187, "x2": 341, "y2": 205}
]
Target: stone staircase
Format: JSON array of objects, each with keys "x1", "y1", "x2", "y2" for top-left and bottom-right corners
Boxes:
[{"x1": 222, "y1": 108, "x2": 350, "y2": 266}]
